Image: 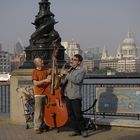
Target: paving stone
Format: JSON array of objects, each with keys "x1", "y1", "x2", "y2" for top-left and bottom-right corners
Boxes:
[{"x1": 0, "y1": 120, "x2": 140, "y2": 140}]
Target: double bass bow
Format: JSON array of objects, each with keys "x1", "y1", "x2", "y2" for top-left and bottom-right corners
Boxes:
[{"x1": 44, "y1": 41, "x2": 68, "y2": 128}]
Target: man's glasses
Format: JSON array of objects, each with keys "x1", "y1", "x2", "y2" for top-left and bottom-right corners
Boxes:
[{"x1": 71, "y1": 58, "x2": 79, "y2": 61}]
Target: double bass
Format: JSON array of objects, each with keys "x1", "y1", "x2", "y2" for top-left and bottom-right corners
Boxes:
[{"x1": 44, "y1": 41, "x2": 68, "y2": 128}]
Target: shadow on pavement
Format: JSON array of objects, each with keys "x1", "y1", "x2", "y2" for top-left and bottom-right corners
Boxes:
[{"x1": 118, "y1": 134, "x2": 140, "y2": 140}]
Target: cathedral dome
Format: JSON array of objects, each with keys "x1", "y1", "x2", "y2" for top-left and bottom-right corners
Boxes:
[
  {"x1": 121, "y1": 32, "x2": 138, "y2": 59},
  {"x1": 122, "y1": 32, "x2": 136, "y2": 47}
]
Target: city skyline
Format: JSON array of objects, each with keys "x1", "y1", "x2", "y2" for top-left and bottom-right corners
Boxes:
[{"x1": 0, "y1": 0, "x2": 140, "y2": 54}]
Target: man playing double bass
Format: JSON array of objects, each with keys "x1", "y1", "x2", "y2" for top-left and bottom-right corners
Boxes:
[
  {"x1": 61, "y1": 54, "x2": 88, "y2": 138},
  {"x1": 32, "y1": 57, "x2": 51, "y2": 134}
]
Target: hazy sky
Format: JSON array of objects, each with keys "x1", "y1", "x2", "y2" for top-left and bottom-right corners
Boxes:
[{"x1": 0, "y1": 0, "x2": 140, "y2": 54}]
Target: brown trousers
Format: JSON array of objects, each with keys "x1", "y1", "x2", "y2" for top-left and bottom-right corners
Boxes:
[{"x1": 34, "y1": 95, "x2": 46, "y2": 129}]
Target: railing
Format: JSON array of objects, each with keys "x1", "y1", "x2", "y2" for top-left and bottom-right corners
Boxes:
[
  {"x1": 81, "y1": 83, "x2": 96, "y2": 115},
  {"x1": 1, "y1": 77, "x2": 140, "y2": 120},
  {"x1": 81, "y1": 77, "x2": 140, "y2": 119},
  {"x1": 0, "y1": 82, "x2": 10, "y2": 113}
]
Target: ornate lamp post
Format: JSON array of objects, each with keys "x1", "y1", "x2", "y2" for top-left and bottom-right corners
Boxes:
[{"x1": 21, "y1": 0, "x2": 65, "y2": 68}]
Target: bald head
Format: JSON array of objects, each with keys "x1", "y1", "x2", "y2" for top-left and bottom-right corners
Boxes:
[
  {"x1": 33, "y1": 58, "x2": 44, "y2": 68},
  {"x1": 34, "y1": 57, "x2": 42, "y2": 64}
]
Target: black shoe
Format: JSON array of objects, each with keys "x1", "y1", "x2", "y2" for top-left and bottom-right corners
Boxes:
[
  {"x1": 40, "y1": 122, "x2": 49, "y2": 132},
  {"x1": 69, "y1": 131, "x2": 81, "y2": 137},
  {"x1": 81, "y1": 131, "x2": 88, "y2": 137},
  {"x1": 41, "y1": 125, "x2": 49, "y2": 132}
]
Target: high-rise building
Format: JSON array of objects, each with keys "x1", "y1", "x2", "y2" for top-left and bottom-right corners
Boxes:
[
  {"x1": 83, "y1": 47, "x2": 101, "y2": 60},
  {"x1": 0, "y1": 43, "x2": 2, "y2": 52},
  {"x1": 61, "y1": 41, "x2": 82, "y2": 61},
  {"x1": 14, "y1": 42, "x2": 24, "y2": 55},
  {"x1": 0, "y1": 47, "x2": 11, "y2": 73},
  {"x1": 9, "y1": 41, "x2": 26, "y2": 71},
  {"x1": 10, "y1": 53, "x2": 26, "y2": 71}
]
